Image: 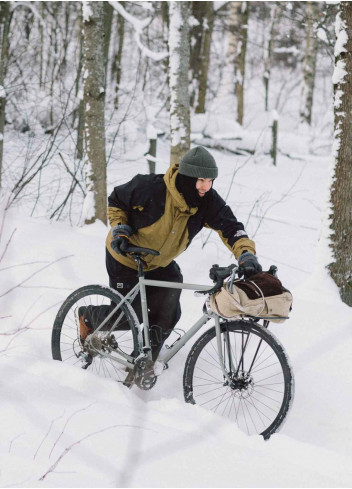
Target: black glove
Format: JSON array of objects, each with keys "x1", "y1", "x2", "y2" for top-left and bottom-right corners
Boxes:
[
  {"x1": 238, "y1": 252, "x2": 262, "y2": 278},
  {"x1": 111, "y1": 224, "x2": 133, "y2": 256}
]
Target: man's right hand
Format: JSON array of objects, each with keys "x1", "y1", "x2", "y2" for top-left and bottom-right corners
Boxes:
[{"x1": 111, "y1": 224, "x2": 133, "y2": 256}]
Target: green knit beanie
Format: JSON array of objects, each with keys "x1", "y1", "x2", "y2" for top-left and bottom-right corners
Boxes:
[{"x1": 179, "y1": 146, "x2": 218, "y2": 179}]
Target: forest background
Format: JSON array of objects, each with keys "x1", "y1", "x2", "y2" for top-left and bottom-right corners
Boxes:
[{"x1": 1, "y1": 1, "x2": 352, "y2": 487}]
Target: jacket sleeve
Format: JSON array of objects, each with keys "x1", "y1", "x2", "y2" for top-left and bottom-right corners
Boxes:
[
  {"x1": 205, "y1": 191, "x2": 256, "y2": 259},
  {"x1": 107, "y1": 175, "x2": 150, "y2": 229}
]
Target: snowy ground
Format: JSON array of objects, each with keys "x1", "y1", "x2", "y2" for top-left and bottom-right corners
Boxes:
[{"x1": 1, "y1": 119, "x2": 352, "y2": 487}]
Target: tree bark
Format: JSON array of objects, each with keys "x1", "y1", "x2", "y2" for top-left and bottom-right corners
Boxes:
[
  {"x1": 169, "y1": 1, "x2": 190, "y2": 165},
  {"x1": 236, "y1": 2, "x2": 249, "y2": 125},
  {"x1": 329, "y1": 1, "x2": 352, "y2": 305},
  {"x1": 39, "y1": 2, "x2": 44, "y2": 87},
  {"x1": 103, "y1": 2, "x2": 113, "y2": 90},
  {"x1": 0, "y1": 1, "x2": 10, "y2": 189},
  {"x1": 299, "y1": 1, "x2": 319, "y2": 125},
  {"x1": 195, "y1": 2, "x2": 214, "y2": 114},
  {"x1": 82, "y1": 2, "x2": 107, "y2": 225},
  {"x1": 189, "y1": 2, "x2": 205, "y2": 108},
  {"x1": 112, "y1": 3, "x2": 125, "y2": 110}
]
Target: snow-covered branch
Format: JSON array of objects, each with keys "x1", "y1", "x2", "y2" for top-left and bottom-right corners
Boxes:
[{"x1": 109, "y1": 1, "x2": 168, "y2": 61}]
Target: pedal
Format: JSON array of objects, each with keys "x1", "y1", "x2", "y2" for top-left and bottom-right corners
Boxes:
[
  {"x1": 78, "y1": 351, "x2": 93, "y2": 369},
  {"x1": 123, "y1": 370, "x2": 135, "y2": 389}
]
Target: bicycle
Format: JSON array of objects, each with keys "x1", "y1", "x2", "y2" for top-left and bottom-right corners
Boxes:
[{"x1": 52, "y1": 245, "x2": 294, "y2": 439}]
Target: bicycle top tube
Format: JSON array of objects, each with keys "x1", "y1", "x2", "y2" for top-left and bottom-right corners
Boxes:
[{"x1": 141, "y1": 278, "x2": 211, "y2": 292}]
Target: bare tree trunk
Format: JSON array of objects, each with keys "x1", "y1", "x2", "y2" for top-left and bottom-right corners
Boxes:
[
  {"x1": 236, "y1": 2, "x2": 249, "y2": 125},
  {"x1": 195, "y1": 2, "x2": 214, "y2": 114},
  {"x1": 263, "y1": 3, "x2": 280, "y2": 112},
  {"x1": 189, "y1": 2, "x2": 205, "y2": 108},
  {"x1": 112, "y1": 3, "x2": 125, "y2": 110},
  {"x1": 300, "y1": 1, "x2": 319, "y2": 125},
  {"x1": 48, "y1": 2, "x2": 59, "y2": 128},
  {"x1": 0, "y1": 1, "x2": 10, "y2": 189},
  {"x1": 82, "y1": 2, "x2": 107, "y2": 225},
  {"x1": 74, "y1": 5, "x2": 84, "y2": 157},
  {"x1": 329, "y1": 1, "x2": 352, "y2": 305},
  {"x1": 169, "y1": 1, "x2": 190, "y2": 165},
  {"x1": 215, "y1": 1, "x2": 241, "y2": 115},
  {"x1": 161, "y1": 0, "x2": 169, "y2": 77},
  {"x1": 103, "y1": 2, "x2": 113, "y2": 90},
  {"x1": 39, "y1": 2, "x2": 44, "y2": 87}
]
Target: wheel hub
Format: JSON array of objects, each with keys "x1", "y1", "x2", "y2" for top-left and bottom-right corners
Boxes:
[{"x1": 225, "y1": 371, "x2": 254, "y2": 398}]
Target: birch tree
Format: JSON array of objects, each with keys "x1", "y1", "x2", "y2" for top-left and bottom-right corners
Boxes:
[
  {"x1": 299, "y1": 2, "x2": 319, "y2": 125},
  {"x1": 169, "y1": 1, "x2": 190, "y2": 165},
  {"x1": 82, "y1": 2, "x2": 107, "y2": 225},
  {"x1": 0, "y1": 1, "x2": 10, "y2": 189},
  {"x1": 329, "y1": 1, "x2": 352, "y2": 305}
]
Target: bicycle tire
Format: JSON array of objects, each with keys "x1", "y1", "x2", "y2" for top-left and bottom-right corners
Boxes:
[
  {"x1": 52, "y1": 285, "x2": 140, "y2": 382},
  {"x1": 183, "y1": 320, "x2": 294, "y2": 439}
]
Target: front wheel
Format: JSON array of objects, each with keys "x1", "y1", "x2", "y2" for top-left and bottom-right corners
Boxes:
[
  {"x1": 183, "y1": 320, "x2": 294, "y2": 439},
  {"x1": 52, "y1": 285, "x2": 140, "y2": 383}
]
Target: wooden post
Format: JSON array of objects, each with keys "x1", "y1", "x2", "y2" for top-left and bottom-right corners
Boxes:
[
  {"x1": 146, "y1": 126, "x2": 157, "y2": 174},
  {"x1": 271, "y1": 111, "x2": 278, "y2": 166}
]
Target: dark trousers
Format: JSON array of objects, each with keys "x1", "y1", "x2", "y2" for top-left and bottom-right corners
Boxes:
[{"x1": 106, "y1": 249, "x2": 183, "y2": 360}]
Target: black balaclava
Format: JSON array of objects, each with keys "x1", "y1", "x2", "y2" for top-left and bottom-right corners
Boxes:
[{"x1": 175, "y1": 173, "x2": 212, "y2": 208}]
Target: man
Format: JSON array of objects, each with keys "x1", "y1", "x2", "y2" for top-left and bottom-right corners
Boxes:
[{"x1": 79, "y1": 146, "x2": 261, "y2": 361}]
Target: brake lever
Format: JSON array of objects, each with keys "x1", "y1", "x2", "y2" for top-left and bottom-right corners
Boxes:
[
  {"x1": 195, "y1": 276, "x2": 223, "y2": 296},
  {"x1": 228, "y1": 267, "x2": 237, "y2": 293}
]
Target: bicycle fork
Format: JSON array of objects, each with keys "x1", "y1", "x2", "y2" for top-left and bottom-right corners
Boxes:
[{"x1": 215, "y1": 317, "x2": 262, "y2": 383}]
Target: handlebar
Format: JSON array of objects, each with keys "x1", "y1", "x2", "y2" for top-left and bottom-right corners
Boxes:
[
  {"x1": 125, "y1": 245, "x2": 160, "y2": 257},
  {"x1": 196, "y1": 263, "x2": 279, "y2": 296},
  {"x1": 196, "y1": 264, "x2": 239, "y2": 296},
  {"x1": 122, "y1": 245, "x2": 278, "y2": 298}
]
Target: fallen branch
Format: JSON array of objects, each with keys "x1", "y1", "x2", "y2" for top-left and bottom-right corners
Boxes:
[
  {"x1": 49, "y1": 404, "x2": 96, "y2": 459},
  {"x1": 0, "y1": 254, "x2": 74, "y2": 298},
  {"x1": 39, "y1": 424, "x2": 156, "y2": 481}
]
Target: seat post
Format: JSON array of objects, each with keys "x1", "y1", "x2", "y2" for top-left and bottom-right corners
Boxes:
[{"x1": 136, "y1": 257, "x2": 145, "y2": 278}]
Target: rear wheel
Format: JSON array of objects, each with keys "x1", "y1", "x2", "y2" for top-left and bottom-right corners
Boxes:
[
  {"x1": 183, "y1": 320, "x2": 294, "y2": 439},
  {"x1": 52, "y1": 285, "x2": 139, "y2": 383}
]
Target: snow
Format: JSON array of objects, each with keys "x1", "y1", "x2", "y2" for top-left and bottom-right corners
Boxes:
[
  {"x1": 334, "y1": 11, "x2": 348, "y2": 57},
  {"x1": 1, "y1": 3, "x2": 350, "y2": 487},
  {"x1": 332, "y1": 59, "x2": 347, "y2": 85},
  {"x1": 2, "y1": 119, "x2": 352, "y2": 486},
  {"x1": 82, "y1": 158, "x2": 96, "y2": 223},
  {"x1": 82, "y1": 3, "x2": 93, "y2": 23}
]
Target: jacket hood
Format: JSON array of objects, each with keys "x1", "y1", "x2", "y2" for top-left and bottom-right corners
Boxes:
[{"x1": 164, "y1": 163, "x2": 196, "y2": 212}]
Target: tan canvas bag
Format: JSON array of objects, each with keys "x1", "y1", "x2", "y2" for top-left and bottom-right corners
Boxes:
[{"x1": 209, "y1": 273, "x2": 293, "y2": 324}]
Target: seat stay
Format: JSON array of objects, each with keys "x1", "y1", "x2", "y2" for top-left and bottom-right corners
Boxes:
[{"x1": 92, "y1": 283, "x2": 141, "y2": 334}]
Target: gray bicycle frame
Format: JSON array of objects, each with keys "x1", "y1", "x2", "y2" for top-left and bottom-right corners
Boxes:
[{"x1": 91, "y1": 276, "x2": 232, "y2": 381}]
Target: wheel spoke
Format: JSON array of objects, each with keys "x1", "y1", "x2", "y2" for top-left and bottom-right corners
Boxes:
[
  {"x1": 52, "y1": 286, "x2": 139, "y2": 385},
  {"x1": 185, "y1": 320, "x2": 293, "y2": 438}
]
